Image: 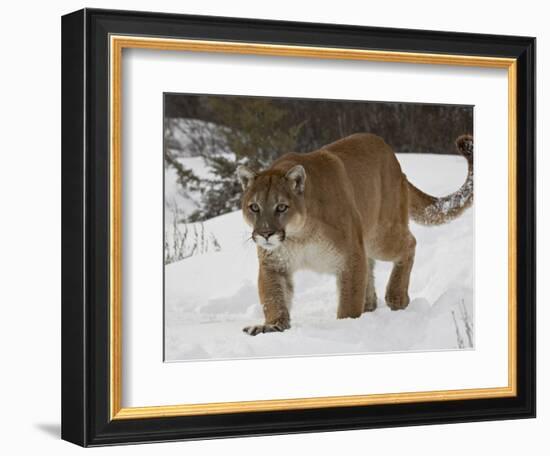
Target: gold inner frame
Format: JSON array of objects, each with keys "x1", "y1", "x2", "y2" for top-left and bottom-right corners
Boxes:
[{"x1": 109, "y1": 35, "x2": 518, "y2": 420}]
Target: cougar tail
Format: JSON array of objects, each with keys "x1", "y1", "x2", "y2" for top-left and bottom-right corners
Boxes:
[{"x1": 408, "y1": 134, "x2": 474, "y2": 226}]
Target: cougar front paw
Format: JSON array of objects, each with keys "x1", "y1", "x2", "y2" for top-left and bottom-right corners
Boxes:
[
  {"x1": 385, "y1": 292, "x2": 410, "y2": 311},
  {"x1": 364, "y1": 293, "x2": 378, "y2": 312},
  {"x1": 243, "y1": 321, "x2": 290, "y2": 336}
]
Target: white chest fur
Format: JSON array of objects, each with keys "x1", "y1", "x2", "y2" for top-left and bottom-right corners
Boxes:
[{"x1": 283, "y1": 237, "x2": 344, "y2": 274}]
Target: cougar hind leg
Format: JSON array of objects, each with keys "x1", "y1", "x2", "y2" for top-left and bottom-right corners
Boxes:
[
  {"x1": 385, "y1": 231, "x2": 416, "y2": 311},
  {"x1": 364, "y1": 257, "x2": 377, "y2": 312}
]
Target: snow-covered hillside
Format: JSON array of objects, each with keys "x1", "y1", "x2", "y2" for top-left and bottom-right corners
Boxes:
[{"x1": 164, "y1": 154, "x2": 474, "y2": 361}]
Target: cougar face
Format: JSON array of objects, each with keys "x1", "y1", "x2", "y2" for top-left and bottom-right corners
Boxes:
[{"x1": 237, "y1": 165, "x2": 307, "y2": 251}]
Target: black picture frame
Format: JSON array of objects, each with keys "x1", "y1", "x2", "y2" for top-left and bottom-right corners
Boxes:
[{"x1": 62, "y1": 8, "x2": 536, "y2": 447}]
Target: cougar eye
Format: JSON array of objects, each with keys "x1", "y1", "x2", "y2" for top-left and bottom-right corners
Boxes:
[
  {"x1": 276, "y1": 203, "x2": 288, "y2": 213},
  {"x1": 249, "y1": 203, "x2": 260, "y2": 213}
]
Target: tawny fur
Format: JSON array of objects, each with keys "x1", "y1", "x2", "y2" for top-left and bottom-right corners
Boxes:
[{"x1": 237, "y1": 133, "x2": 474, "y2": 335}]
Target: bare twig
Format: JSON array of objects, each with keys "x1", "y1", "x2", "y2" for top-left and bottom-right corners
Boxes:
[
  {"x1": 460, "y1": 299, "x2": 474, "y2": 348},
  {"x1": 164, "y1": 201, "x2": 221, "y2": 264},
  {"x1": 451, "y1": 310, "x2": 465, "y2": 349}
]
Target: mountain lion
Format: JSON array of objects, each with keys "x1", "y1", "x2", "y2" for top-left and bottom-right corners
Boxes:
[{"x1": 237, "y1": 133, "x2": 473, "y2": 336}]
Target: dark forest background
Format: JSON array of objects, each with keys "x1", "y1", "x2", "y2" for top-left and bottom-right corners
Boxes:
[{"x1": 164, "y1": 94, "x2": 473, "y2": 222}]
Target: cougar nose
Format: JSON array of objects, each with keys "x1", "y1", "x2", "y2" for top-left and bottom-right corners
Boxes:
[{"x1": 257, "y1": 230, "x2": 275, "y2": 240}]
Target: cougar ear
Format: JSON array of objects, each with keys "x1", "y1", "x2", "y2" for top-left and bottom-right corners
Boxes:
[
  {"x1": 236, "y1": 165, "x2": 256, "y2": 190},
  {"x1": 285, "y1": 165, "x2": 306, "y2": 194}
]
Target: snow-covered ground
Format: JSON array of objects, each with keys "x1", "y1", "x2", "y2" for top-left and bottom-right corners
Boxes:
[
  {"x1": 164, "y1": 156, "x2": 220, "y2": 263},
  {"x1": 164, "y1": 154, "x2": 474, "y2": 361}
]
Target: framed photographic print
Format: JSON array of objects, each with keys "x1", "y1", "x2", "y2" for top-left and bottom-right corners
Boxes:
[{"x1": 61, "y1": 8, "x2": 536, "y2": 447}]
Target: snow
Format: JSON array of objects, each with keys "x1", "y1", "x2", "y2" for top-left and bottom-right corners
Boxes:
[
  {"x1": 164, "y1": 154, "x2": 474, "y2": 361},
  {"x1": 164, "y1": 156, "x2": 220, "y2": 263},
  {"x1": 164, "y1": 156, "x2": 214, "y2": 218}
]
